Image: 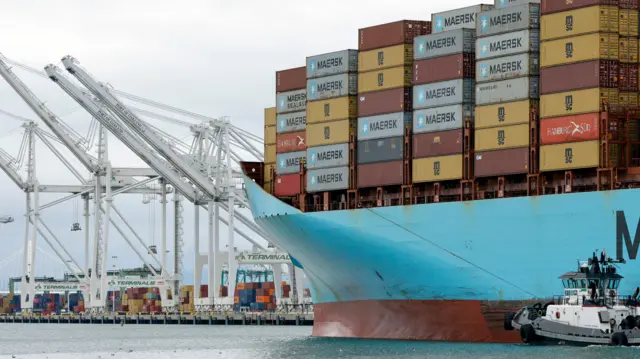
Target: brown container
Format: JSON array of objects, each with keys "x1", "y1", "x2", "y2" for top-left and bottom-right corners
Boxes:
[
  {"x1": 413, "y1": 53, "x2": 475, "y2": 85},
  {"x1": 541, "y1": 0, "x2": 618, "y2": 15},
  {"x1": 358, "y1": 20, "x2": 431, "y2": 52},
  {"x1": 619, "y1": 63, "x2": 639, "y2": 91},
  {"x1": 413, "y1": 129, "x2": 463, "y2": 159},
  {"x1": 357, "y1": 87, "x2": 412, "y2": 117},
  {"x1": 540, "y1": 60, "x2": 618, "y2": 95},
  {"x1": 276, "y1": 66, "x2": 306, "y2": 93},
  {"x1": 276, "y1": 131, "x2": 306, "y2": 153},
  {"x1": 474, "y1": 147, "x2": 530, "y2": 178},
  {"x1": 357, "y1": 160, "x2": 403, "y2": 188}
]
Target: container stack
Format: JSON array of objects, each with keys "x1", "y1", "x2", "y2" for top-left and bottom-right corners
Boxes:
[
  {"x1": 263, "y1": 107, "x2": 276, "y2": 194},
  {"x1": 233, "y1": 281, "x2": 278, "y2": 312},
  {"x1": 539, "y1": 0, "x2": 620, "y2": 172},
  {"x1": 275, "y1": 67, "x2": 307, "y2": 198},
  {"x1": 618, "y1": 3, "x2": 639, "y2": 107},
  {"x1": 305, "y1": 50, "x2": 358, "y2": 196},
  {"x1": 179, "y1": 285, "x2": 194, "y2": 313},
  {"x1": 473, "y1": 2, "x2": 541, "y2": 178},
  {"x1": 356, "y1": 20, "x2": 430, "y2": 189}
]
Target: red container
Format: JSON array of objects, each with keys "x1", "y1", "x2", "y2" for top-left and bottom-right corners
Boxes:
[
  {"x1": 276, "y1": 131, "x2": 307, "y2": 153},
  {"x1": 275, "y1": 173, "x2": 301, "y2": 197},
  {"x1": 541, "y1": 0, "x2": 618, "y2": 14},
  {"x1": 357, "y1": 160, "x2": 403, "y2": 188},
  {"x1": 413, "y1": 53, "x2": 475, "y2": 85},
  {"x1": 619, "y1": 0, "x2": 638, "y2": 9},
  {"x1": 619, "y1": 64, "x2": 639, "y2": 92},
  {"x1": 475, "y1": 147, "x2": 530, "y2": 178},
  {"x1": 540, "y1": 60, "x2": 618, "y2": 95},
  {"x1": 413, "y1": 130, "x2": 463, "y2": 158},
  {"x1": 358, "y1": 87, "x2": 412, "y2": 117},
  {"x1": 359, "y1": 20, "x2": 431, "y2": 51},
  {"x1": 540, "y1": 113, "x2": 600, "y2": 145},
  {"x1": 276, "y1": 66, "x2": 306, "y2": 93}
]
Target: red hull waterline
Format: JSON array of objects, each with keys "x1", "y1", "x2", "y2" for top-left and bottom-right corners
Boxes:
[{"x1": 313, "y1": 300, "x2": 523, "y2": 343}]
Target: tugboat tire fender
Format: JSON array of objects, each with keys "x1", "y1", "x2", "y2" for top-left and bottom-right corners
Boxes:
[
  {"x1": 611, "y1": 332, "x2": 629, "y2": 347},
  {"x1": 504, "y1": 312, "x2": 515, "y2": 331},
  {"x1": 520, "y1": 324, "x2": 537, "y2": 344}
]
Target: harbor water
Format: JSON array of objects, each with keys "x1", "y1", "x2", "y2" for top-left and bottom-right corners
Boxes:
[{"x1": 0, "y1": 324, "x2": 639, "y2": 358}]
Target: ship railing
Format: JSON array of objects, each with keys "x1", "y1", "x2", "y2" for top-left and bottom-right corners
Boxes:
[{"x1": 556, "y1": 294, "x2": 639, "y2": 307}]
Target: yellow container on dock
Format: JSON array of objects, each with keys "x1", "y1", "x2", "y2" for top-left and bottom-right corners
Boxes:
[
  {"x1": 474, "y1": 100, "x2": 538, "y2": 129},
  {"x1": 540, "y1": 88, "x2": 618, "y2": 118},
  {"x1": 358, "y1": 66, "x2": 412, "y2": 93},
  {"x1": 306, "y1": 96, "x2": 357, "y2": 124},
  {"x1": 540, "y1": 140, "x2": 600, "y2": 172},
  {"x1": 540, "y1": 6, "x2": 618, "y2": 41},
  {"x1": 358, "y1": 44, "x2": 413, "y2": 72},
  {"x1": 412, "y1": 154, "x2": 463, "y2": 183},
  {"x1": 474, "y1": 124, "x2": 530, "y2": 152},
  {"x1": 541, "y1": 33, "x2": 619, "y2": 68}
]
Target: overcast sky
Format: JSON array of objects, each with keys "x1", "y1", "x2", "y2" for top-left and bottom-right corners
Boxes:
[{"x1": 0, "y1": 0, "x2": 483, "y2": 287}]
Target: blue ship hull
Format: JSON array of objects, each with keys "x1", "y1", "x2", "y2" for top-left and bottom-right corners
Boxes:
[{"x1": 242, "y1": 174, "x2": 640, "y2": 342}]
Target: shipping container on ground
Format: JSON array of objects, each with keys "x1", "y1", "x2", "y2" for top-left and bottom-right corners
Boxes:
[
  {"x1": 307, "y1": 73, "x2": 358, "y2": 102},
  {"x1": 358, "y1": 20, "x2": 431, "y2": 52},
  {"x1": 540, "y1": 87, "x2": 619, "y2": 118},
  {"x1": 540, "y1": 33, "x2": 619, "y2": 68},
  {"x1": 474, "y1": 123, "x2": 530, "y2": 151},
  {"x1": 357, "y1": 160, "x2": 404, "y2": 188},
  {"x1": 413, "y1": 129, "x2": 463, "y2": 158},
  {"x1": 307, "y1": 166, "x2": 350, "y2": 193},
  {"x1": 476, "y1": 52, "x2": 540, "y2": 83},
  {"x1": 476, "y1": 29, "x2": 540, "y2": 60},
  {"x1": 540, "y1": 5, "x2": 619, "y2": 40},
  {"x1": 476, "y1": 3, "x2": 541, "y2": 37},
  {"x1": 275, "y1": 151, "x2": 306, "y2": 175},
  {"x1": 541, "y1": 0, "x2": 620, "y2": 15},
  {"x1": 276, "y1": 88, "x2": 307, "y2": 114},
  {"x1": 276, "y1": 67, "x2": 306, "y2": 93},
  {"x1": 357, "y1": 136, "x2": 404, "y2": 164},
  {"x1": 539, "y1": 113, "x2": 600, "y2": 145},
  {"x1": 413, "y1": 28, "x2": 476, "y2": 61},
  {"x1": 307, "y1": 97, "x2": 357, "y2": 124},
  {"x1": 306, "y1": 143, "x2": 350, "y2": 170},
  {"x1": 413, "y1": 53, "x2": 475, "y2": 85},
  {"x1": 358, "y1": 66, "x2": 412, "y2": 93},
  {"x1": 276, "y1": 131, "x2": 307, "y2": 153},
  {"x1": 358, "y1": 45, "x2": 413, "y2": 72},
  {"x1": 306, "y1": 119, "x2": 356, "y2": 147},
  {"x1": 475, "y1": 76, "x2": 540, "y2": 106},
  {"x1": 413, "y1": 104, "x2": 474, "y2": 134},
  {"x1": 539, "y1": 60, "x2": 618, "y2": 94},
  {"x1": 357, "y1": 112, "x2": 411, "y2": 140},
  {"x1": 432, "y1": 4, "x2": 495, "y2": 33},
  {"x1": 307, "y1": 50, "x2": 358, "y2": 79},
  {"x1": 413, "y1": 79, "x2": 475, "y2": 110},
  {"x1": 413, "y1": 154, "x2": 464, "y2": 183},
  {"x1": 475, "y1": 100, "x2": 538, "y2": 129},
  {"x1": 357, "y1": 87, "x2": 412, "y2": 117},
  {"x1": 539, "y1": 140, "x2": 600, "y2": 172},
  {"x1": 474, "y1": 146, "x2": 530, "y2": 177},
  {"x1": 277, "y1": 111, "x2": 306, "y2": 134}
]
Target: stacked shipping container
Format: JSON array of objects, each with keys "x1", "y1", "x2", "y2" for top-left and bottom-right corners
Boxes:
[
  {"x1": 305, "y1": 50, "x2": 358, "y2": 194},
  {"x1": 473, "y1": 2, "x2": 541, "y2": 177},
  {"x1": 356, "y1": 20, "x2": 430, "y2": 188},
  {"x1": 275, "y1": 67, "x2": 307, "y2": 197},
  {"x1": 263, "y1": 107, "x2": 276, "y2": 194}
]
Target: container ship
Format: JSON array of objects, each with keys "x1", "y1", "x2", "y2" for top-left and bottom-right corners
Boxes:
[{"x1": 241, "y1": 0, "x2": 640, "y2": 343}]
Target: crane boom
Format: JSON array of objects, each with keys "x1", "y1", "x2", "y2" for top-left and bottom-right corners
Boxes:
[{"x1": 0, "y1": 58, "x2": 99, "y2": 173}]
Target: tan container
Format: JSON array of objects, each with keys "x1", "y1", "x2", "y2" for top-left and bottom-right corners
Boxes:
[
  {"x1": 358, "y1": 66, "x2": 412, "y2": 94},
  {"x1": 619, "y1": 92, "x2": 639, "y2": 107},
  {"x1": 540, "y1": 88, "x2": 619, "y2": 118},
  {"x1": 265, "y1": 125, "x2": 276, "y2": 145},
  {"x1": 306, "y1": 119, "x2": 356, "y2": 147},
  {"x1": 358, "y1": 44, "x2": 413, "y2": 73},
  {"x1": 264, "y1": 107, "x2": 276, "y2": 127},
  {"x1": 474, "y1": 124, "x2": 530, "y2": 152},
  {"x1": 541, "y1": 33, "x2": 619, "y2": 68},
  {"x1": 306, "y1": 96, "x2": 357, "y2": 124},
  {"x1": 263, "y1": 180, "x2": 272, "y2": 194},
  {"x1": 540, "y1": 140, "x2": 600, "y2": 172},
  {"x1": 264, "y1": 163, "x2": 275, "y2": 183},
  {"x1": 475, "y1": 100, "x2": 538, "y2": 129},
  {"x1": 265, "y1": 144, "x2": 276, "y2": 164},
  {"x1": 619, "y1": 9, "x2": 639, "y2": 37},
  {"x1": 619, "y1": 37, "x2": 639, "y2": 63},
  {"x1": 540, "y1": 6, "x2": 618, "y2": 41},
  {"x1": 413, "y1": 154, "x2": 463, "y2": 183}
]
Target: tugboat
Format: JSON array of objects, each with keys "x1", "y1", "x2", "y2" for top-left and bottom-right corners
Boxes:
[{"x1": 505, "y1": 250, "x2": 640, "y2": 346}]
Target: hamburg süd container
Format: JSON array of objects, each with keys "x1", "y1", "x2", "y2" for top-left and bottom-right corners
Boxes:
[
  {"x1": 358, "y1": 66, "x2": 412, "y2": 94},
  {"x1": 307, "y1": 166, "x2": 350, "y2": 193},
  {"x1": 477, "y1": 3, "x2": 540, "y2": 37},
  {"x1": 474, "y1": 123, "x2": 530, "y2": 151},
  {"x1": 357, "y1": 160, "x2": 404, "y2": 188},
  {"x1": 432, "y1": 4, "x2": 494, "y2": 33},
  {"x1": 306, "y1": 143, "x2": 349, "y2": 170},
  {"x1": 274, "y1": 173, "x2": 301, "y2": 197},
  {"x1": 357, "y1": 112, "x2": 411, "y2": 141},
  {"x1": 540, "y1": 60, "x2": 618, "y2": 94},
  {"x1": 540, "y1": 88, "x2": 619, "y2": 118},
  {"x1": 307, "y1": 73, "x2": 357, "y2": 102},
  {"x1": 474, "y1": 146, "x2": 529, "y2": 177},
  {"x1": 495, "y1": 0, "x2": 540, "y2": 8},
  {"x1": 475, "y1": 100, "x2": 538, "y2": 129},
  {"x1": 277, "y1": 88, "x2": 307, "y2": 114},
  {"x1": 307, "y1": 50, "x2": 358, "y2": 79},
  {"x1": 276, "y1": 131, "x2": 306, "y2": 154},
  {"x1": 619, "y1": 9, "x2": 640, "y2": 36},
  {"x1": 413, "y1": 129, "x2": 463, "y2": 158},
  {"x1": 265, "y1": 125, "x2": 276, "y2": 144},
  {"x1": 358, "y1": 87, "x2": 412, "y2": 117},
  {"x1": 357, "y1": 136, "x2": 404, "y2": 164},
  {"x1": 619, "y1": 37, "x2": 639, "y2": 63},
  {"x1": 475, "y1": 76, "x2": 539, "y2": 106},
  {"x1": 413, "y1": 28, "x2": 476, "y2": 61},
  {"x1": 276, "y1": 67, "x2": 306, "y2": 93},
  {"x1": 413, "y1": 154, "x2": 463, "y2": 183},
  {"x1": 277, "y1": 111, "x2": 306, "y2": 134},
  {"x1": 540, "y1": 5, "x2": 619, "y2": 41},
  {"x1": 619, "y1": 64, "x2": 639, "y2": 91},
  {"x1": 539, "y1": 140, "x2": 600, "y2": 172},
  {"x1": 540, "y1": 33, "x2": 619, "y2": 68},
  {"x1": 264, "y1": 107, "x2": 276, "y2": 127},
  {"x1": 476, "y1": 52, "x2": 539, "y2": 83},
  {"x1": 541, "y1": 0, "x2": 619, "y2": 16},
  {"x1": 265, "y1": 144, "x2": 276, "y2": 164},
  {"x1": 275, "y1": 151, "x2": 306, "y2": 175},
  {"x1": 306, "y1": 119, "x2": 355, "y2": 147},
  {"x1": 307, "y1": 97, "x2": 357, "y2": 124},
  {"x1": 476, "y1": 29, "x2": 540, "y2": 60},
  {"x1": 539, "y1": 113, "x2": 600, "y2": 145},
  {"x1": 413, "y1": 79, "x2": 475, "y2": 110},
  {"x1": 358, "y1": 45, "x2": 412, "y2": 72},
  {"x1": 413, "y1": 53, "x2": 475, "y2": 85},
  {"x1": 358, "y1": 20, "x2": 431, "y2": 52},
  {"x1": 413, "y1": 104, "x2": 474, "y2": 134}
]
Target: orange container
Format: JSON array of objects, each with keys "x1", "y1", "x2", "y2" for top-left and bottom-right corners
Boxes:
[
  {"x1": 268, "y1": 289, "x2": 275, "y2": 296},
  {"x1": 540, "y1": 113, "x2": 600, "y2": 145},
  {"x1": 236, "y1": 283, "x2": 245, "y2": 291},
  {"x1": 256, "y1": 296, "x2": 267, "y2": 304},
  {"x1": 234, "y1": 296, "x2": 240, "y2": 304},
  {"x1": 276, "y1": 131, "x2": 307, "y2": 153}
]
